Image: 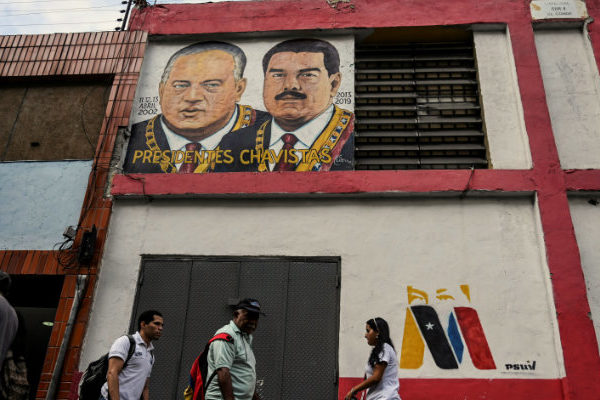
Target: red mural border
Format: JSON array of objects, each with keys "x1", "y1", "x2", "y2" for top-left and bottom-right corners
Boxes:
[{"x1": 123, "y1": 1, "x2": 600, "y2": 400}]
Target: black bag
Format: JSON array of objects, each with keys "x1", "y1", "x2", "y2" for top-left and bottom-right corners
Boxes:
[
  {"x1": 0, "y1": 349, "x2": 29, "y2": 400},
  {"x1": 78, "y1": 335, "x2": 136, "y2": 400}
]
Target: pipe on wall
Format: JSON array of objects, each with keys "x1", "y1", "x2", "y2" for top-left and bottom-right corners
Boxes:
[{"x1": 45, "y1": 275, "x2": 87, "y2": 400}]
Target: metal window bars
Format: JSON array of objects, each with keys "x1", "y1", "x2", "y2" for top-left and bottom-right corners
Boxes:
[{"x1": 354, "y1": 41, "x2": 488, "y2": 170}]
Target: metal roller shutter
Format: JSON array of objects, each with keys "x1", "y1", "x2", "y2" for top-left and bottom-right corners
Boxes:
[
  {"x1": 354, "y1": 40, "x2": 489, "y2": 170},
  {"x1": 131, "y1": 257, "x2": 340, "y2": 400}
]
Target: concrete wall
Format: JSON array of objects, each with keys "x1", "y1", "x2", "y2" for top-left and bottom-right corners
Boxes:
[
  {"x1": 569, "y1": 197, "x2": 600, "y2": 353},
  {"x1": 0, "y1": 161, "x2": 91, "y2": 250},
  {"x1": 82, "y1": 197, "x2": 563, "y2": 380},
  {"x1": 475, "y1": 29, "x2": 531, "y2": 169},
  {"x1": 535, "y1": 28, "x2": 600, "y2": 169}
]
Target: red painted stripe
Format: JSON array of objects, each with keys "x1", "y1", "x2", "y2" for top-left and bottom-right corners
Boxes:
[
  {"x1": 338, "y1": 378, "x2": 564, "y2": 400},
  {"x1": 564, "y1": 170, "x2": 600, "y2": 191},
  {"x1": 454, "y1": 307, "x2": 496, "y2": 370},
  {"x1": 112, "y1": 170, "x2": 535, "y2": 196},
  {"x1": 129, "y1": 0, "x2": 530, "y2": 35}
]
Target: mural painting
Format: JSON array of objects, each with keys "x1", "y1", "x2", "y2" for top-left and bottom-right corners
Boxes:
[
  {"x1": 400, "y1": 285, "x2": 496, "y2": 370},
  {"x1": 123, "y1": 38, "x2": 354, "y2": 174}
]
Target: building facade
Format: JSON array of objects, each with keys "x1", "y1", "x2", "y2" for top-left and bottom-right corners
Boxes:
[
  {"x1": 3, "y1": 0, "x2": 600, "y2": 399},
  {"x1": 0, "y1": 31, "x2": 147, "y2": 399}
]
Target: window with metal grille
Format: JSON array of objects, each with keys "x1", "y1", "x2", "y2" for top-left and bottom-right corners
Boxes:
[{"x1": 354, "y1": 38, "x2": 488, "y2": 170}]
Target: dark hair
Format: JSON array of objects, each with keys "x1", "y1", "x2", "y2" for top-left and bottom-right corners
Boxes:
[
  {"x1": 367, "y1": 317, "x2": 395, "y2": 367},
  {"x1": 137, "y1": 310, "x2": 162, "y2": 331},
  {"x1": 0, "y1": 271, "x2": 11, "y2": 296},
  {"x1": 262, "y1": 38, "x2": 340, "y2": 76}
]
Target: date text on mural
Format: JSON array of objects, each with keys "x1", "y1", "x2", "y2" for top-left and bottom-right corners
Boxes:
[{"x1": 137, "y1": 96, "x2": 159, "y2": 116}]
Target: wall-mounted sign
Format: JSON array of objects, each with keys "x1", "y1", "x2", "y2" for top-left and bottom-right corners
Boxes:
[
  {"x1": 124, "y1": 37, "x2": 355, "y2": 174},
  {"x1": 530, "y1": 0, "x2": 588, "y2": 20}
]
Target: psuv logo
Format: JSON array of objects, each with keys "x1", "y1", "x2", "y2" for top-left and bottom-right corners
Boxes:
[{"x1": 400, "y1": 285, "x2": 496, "y2": 370}]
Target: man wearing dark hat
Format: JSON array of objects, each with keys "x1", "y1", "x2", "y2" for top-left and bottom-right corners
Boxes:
[
  {"x1": 0, "y1": 271, "x2": 18, "y2": 368},
  {"x1": 205, "y1": 299, "x2": 264, "y2": 400}
]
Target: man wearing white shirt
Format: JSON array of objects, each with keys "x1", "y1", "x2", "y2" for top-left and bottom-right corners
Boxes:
[
  {"x1": 123, "y1": 41, "x2": 269, "y2": 174},
  {"x1": 100, "y1": 310, "x2": 163, "y2": 400},
  {"x1": 219, "y1": 38, "x2": 354, "y2": 172}
]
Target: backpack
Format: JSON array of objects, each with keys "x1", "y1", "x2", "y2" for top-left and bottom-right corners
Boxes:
[
  {"x1": 0, "y1": 349, "x2": 29, "y2": 400},
  {"x1": 183, "y1": 333, "x2": 234, "y2": 400},
  {"x1": 78, "y1": 335, "x2": 136, "y2": 400}
]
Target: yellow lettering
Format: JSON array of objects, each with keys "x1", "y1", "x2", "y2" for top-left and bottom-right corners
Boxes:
[
  {"x1": 142, "y1": 150, "x2": 152, "y2": 164},
  {"x1": 194, "y1": 151, "x2": 203, "y2": 164},
  {"x1": 215, "y1": 149, "x2": 223, "y2": 164},
  {"x1": 152, "y1": 151, "x2": 161, "y2": 164},
  {"x1": 264, "y1": 150, "x2": 277, "y2": 164},
  {"x1": 320, "y1": 148, "x2": 331, "y2": 164},
  {"x1": 223, "y1": 150, "x2": 234, "y2": 164},
  {"x1": 198, "y1": 150, "x2": 209, "y2": 163},
  {"x1": 250, "y1": 150, "x2": 261, "y2": 164},
  {"x1": 273, "y1": 149, "x2": 285, "y2": 164},
  {"x1": 161, "y1": 150, "x2": 171, "y2": 163},
  {"x1": 240, "y1": 150, "x2": 250, "y2": 164},
  {"x1": 307, "y1": 149, "x2": 320, "y2": 164},
  {"x1": 185, "y1": 151, "x2": 194, "y2": 163},
  {"x1": 288, "y1": 149, "x2": 299, "y2": 164},
  {"x1": 174, "y1": 151, "x2": 185, "y2": 163},
  {"x1": 297, "y1": 149, "x2": 309, "y2": 163},
  {"x1": 132, "y1": 150, "x2": 143, "y2": 164}
]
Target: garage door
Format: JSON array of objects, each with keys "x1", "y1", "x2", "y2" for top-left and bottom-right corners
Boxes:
[{"x1": 130, "y1": 257, "x2": 340, "y2": 400}]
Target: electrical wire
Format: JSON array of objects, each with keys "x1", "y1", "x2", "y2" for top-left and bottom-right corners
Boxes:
[
  {"x1": 0, "y1": 21, "x2": 116, "y2": 27},
  {"x1": 2, "y1": 5, "x2": 121, "y2": 16},
  {"x1": 72, "y1": 3, "x2": 151, "y2": 259},
  {"x1": 0, "y1": 0, "x2": 120, "y2": 3}
]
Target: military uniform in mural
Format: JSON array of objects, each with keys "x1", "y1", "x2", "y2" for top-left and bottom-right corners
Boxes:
[
  {"x1": 219, "y1": 104, "x2": 354, "y2": 172},
  {"x1": 123, "y1": 106, "x2": 270, "y2": 173}
]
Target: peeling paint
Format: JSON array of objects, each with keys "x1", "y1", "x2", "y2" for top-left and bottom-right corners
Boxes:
[{"x1": 326, "y1": 0, "x2": 354, "y2": 10}]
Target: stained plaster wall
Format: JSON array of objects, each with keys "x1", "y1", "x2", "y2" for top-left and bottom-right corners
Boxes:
[
  {"x1": 568, "y1": 197, "x2": 600, "y2": 354},
  {"x1": 0, "y1": 161, "x2": 91, "y2": 250},
  {"x1": 474, "y1": 29, "x2": 531, "y2": 169},
  {"x1": 82, "y1": 197, "x2": 563, "y2": 380},
  {"x1": 534, "y1": 28, "x2": 600, "y2": 169}
]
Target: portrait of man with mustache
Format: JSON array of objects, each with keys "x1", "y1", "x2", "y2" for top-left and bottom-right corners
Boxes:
[
  {"x1": 123, "y1": 41, "x2": 269, "y2": 174},
  {"x1": 219, "y1": 38, "x2": 354, "y2": 172}
]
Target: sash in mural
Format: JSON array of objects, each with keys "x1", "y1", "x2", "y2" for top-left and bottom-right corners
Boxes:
[{"x1": 123, "y1": 38, "x2": 354, "y2": 174}]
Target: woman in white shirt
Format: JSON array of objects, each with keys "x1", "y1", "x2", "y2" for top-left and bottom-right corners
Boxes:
[{"x1": 344, "y1": 317, "x2": 401, "y2": 400}]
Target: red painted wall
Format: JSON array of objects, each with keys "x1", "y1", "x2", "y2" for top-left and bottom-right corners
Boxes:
[{"x1": 123, "y1": 1, "x2": 600, "y2": 399}]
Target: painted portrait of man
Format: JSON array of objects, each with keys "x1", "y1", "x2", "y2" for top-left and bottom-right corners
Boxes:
[
  {"x1": 123, "y1": 41, "x2": 269, "y2": 173},
  {"x1": 219, "y1": 38, "x2": 354, "y2": 172}
]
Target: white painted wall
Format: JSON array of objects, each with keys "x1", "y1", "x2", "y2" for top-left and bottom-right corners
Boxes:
[
  {"x1": 568, "y1": 197, "x2": 600, "y2": 353},
  {"x1": 535, "y1": 28, "x2": 600, "y2": 169},
  {"x1": 474, "y1": 29, "x2": 532, "y2": 169},
  {"x1": 82, "y1": 197, "x2": 563, "y2": 379},
  {"x1": 0, "y1": 161, "x2": 91, "y2": 250}
]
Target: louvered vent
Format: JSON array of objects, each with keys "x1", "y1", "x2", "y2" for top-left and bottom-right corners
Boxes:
[{"x1": 354, "y1": 41, "x2": 488, "y2": 170}]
